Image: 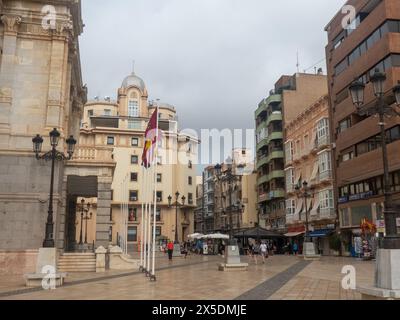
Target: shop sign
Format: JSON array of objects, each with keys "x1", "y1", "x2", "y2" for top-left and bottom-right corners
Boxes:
[{"x1": 376, "y1": 220, "x2": 385, "y2": 233}]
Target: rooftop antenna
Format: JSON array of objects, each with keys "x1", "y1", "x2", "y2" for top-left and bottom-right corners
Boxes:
[
  {"x1": 296, "y1": 51, "x2": 300, "y2": 73},
  {"x1": 132, "y1": 60, "x2": 135, "y2": 75}
]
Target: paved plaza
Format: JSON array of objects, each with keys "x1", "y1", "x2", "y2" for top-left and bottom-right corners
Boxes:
[{"x1": 0, "y1": 254, "x2": 374, "y2": 300}]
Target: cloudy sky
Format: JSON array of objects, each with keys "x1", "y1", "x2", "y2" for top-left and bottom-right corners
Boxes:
[{"x1": 80, "y1": 0, "x2": 345, "y2": 137}]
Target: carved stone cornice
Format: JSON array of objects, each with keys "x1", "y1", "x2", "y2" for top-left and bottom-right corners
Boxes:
[{"x1": 1, "y1": 14, "x2": 22, "y2": 35}]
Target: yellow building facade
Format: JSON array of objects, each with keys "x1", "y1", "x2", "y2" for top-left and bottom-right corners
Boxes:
[{"x1": 75, "y1": 71, "x2": 199, "y2": 252}]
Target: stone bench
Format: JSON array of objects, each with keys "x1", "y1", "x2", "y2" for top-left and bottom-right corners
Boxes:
[{"x1": 24, "y1": 273, "x2": 68, "y2": 288}]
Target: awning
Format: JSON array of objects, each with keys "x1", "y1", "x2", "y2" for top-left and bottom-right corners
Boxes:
[
  {"x1": 284, "y1": 231, "x2": 305, "y2": 237},
  {"x1": 294, "y1": 199, "x2": 303, "y2": 216},
  {"x1": 310, "y1": 161, "x2": 319, "y2": 182},
  {"x1": 310, "y1": 195, "x2": 320, "y2": 216},
  {"x1": 308, "y1": 229, "x2": 334, "y2": 238}
]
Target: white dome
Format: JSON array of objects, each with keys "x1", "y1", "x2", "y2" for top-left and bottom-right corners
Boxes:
[{"x1": 121, "y1": 72, "x2": 146, "y2": 91}]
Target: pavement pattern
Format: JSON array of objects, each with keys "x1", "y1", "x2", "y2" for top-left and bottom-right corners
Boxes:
[{"x1": 0, "y1": 254, "x2": 374, "y2": 300}]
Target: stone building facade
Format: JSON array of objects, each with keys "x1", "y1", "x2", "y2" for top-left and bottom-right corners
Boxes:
[
  {"x1": 284, "y1": 95, "x2": 337, "y2": 255},
  {"x1": 0, "y1": 0, "x2": 87, "y2": 274},
  {"x1": 74, "y1": 70, "x2": 199, "y2": 253}
]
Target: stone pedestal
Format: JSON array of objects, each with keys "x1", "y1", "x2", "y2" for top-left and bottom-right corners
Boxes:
[
  {"x1": 358, "y1": 249, "x2": 400, "y2": 300},
  {"x1": 302, "y1": 242, "x2": 321, "y2": 261},
  {"x1": 218, "y1": 245, "x2": 248, "y2": 272},
  {"x1": 173, "y1": 244, "x2": 182, "y2": 257},
  {"x1": 95, "y1": 246, "x2": 107, "y2": 273},
  {"x1": 24, "y1": 248, "x2": 67, "y2": 288},
  {"x1": 108, "y1": 246, "x2": 140, "y2": 270}
]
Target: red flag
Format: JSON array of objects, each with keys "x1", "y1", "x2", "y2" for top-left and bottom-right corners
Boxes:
[{"x1": 142, "y1": 108, "x2": 158, "y2": 168}]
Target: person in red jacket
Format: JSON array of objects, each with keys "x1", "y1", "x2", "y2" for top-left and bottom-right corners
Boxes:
[{"x1": 167, "y1": 241, "x2": 174, "y2": 261}]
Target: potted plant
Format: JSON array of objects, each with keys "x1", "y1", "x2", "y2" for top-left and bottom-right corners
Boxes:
[{"x1": 329, "y1": 234, "x2": 341, "y2": 256}]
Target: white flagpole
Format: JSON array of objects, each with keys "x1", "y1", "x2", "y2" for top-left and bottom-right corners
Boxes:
[
  {"x1": 147, "y1": 162, "x2": 152, "y2": 275},
  {"x1": 151, "y1": 107, "x2": 159, "y2": 280},
  {"x1": 143, "y1": 166, "x2": 148, "y2": 272},
  {"x1": 140, "y1": 165, "x2": 145, "y2": 270}
]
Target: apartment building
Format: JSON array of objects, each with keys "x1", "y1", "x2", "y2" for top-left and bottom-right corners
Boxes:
[{"x1": 325, "y1": 0, "x2": 400, "y2": 249}]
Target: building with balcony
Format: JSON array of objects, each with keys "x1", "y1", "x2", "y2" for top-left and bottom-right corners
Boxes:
[
  {"x1": 284, "y1": 94, "x2": 337, "y2": 255},
  {"x1": 325, "y1": 0, "x2": 400, "y2": 249},
  {"x1": 256, "y1": 73, "x2": 328, "y2": 233},
  {"x1": 75, "y1": 69, "x2": 199, "y2": 252}
]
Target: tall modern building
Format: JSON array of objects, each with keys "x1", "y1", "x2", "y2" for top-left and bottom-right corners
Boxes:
[
  {"x1": 325, "y1": 0, "x2": 400, "y2": 249},
  {"x1": 256, "y1": 73, "x2": 328, "y2": 233}
]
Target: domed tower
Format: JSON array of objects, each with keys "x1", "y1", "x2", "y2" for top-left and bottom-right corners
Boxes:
[{"x1": 118, "y1": 69, "x2": 149, "y2": 120}]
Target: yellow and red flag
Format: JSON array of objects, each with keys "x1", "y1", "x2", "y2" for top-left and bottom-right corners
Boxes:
[{"x1": 142, "y1": 108, "x2": 158, "y2": 168}]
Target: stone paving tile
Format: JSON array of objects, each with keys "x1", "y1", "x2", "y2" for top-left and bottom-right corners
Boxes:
[{"x1": 0, "y1": 255, "x2": 374, "y2": 300}]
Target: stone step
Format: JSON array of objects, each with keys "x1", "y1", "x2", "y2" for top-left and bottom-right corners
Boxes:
[
  {"x1": 60, "y1": 253, "x2": 95, "y2": 257},
  {"x1": 58, "y1": 268, "x2": 96, "y2": 273},
  {"x1": 58, "y1": 258, "x2": 96, "y2": 262},
  {"x1": 58, "y1": 262, "x2": 96, "y2": 267}
]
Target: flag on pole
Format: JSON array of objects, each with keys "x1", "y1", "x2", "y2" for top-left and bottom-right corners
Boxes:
[{"x1": 142, "y1": 109, "x2": 158, "y2": 168}]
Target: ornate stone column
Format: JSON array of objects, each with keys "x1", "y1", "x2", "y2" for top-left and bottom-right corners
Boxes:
[{"x1": 0, "y1": 14, "x2": 21, "y2": 134}]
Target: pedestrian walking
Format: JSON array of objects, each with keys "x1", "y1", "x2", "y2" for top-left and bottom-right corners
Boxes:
[
  {"x1": 293, "y1": 242, "x2": 299, "y2": 256},
  {"x1": 252, "y1": 242, "x2": 260, "y2": 265},
  {"x1": 260, "y1": 242, "x2": 268, "y2": 264},
  {"x1": 167, "y1": 241, "x2": 174, "y2": 261}
]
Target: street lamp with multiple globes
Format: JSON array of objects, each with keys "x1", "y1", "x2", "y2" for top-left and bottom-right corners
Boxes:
[
  {"x1": 349, "y1": 69, "x2": 400, "y2": 250},
  {"x1": 32, "y1": 128, "x2": 77, "y2": 248},
  {"x1": 295, "y1": 181, "x2": 314, "y2": 242},
  {"x1": 168, "y1": 192, "x2": 186, "y2": 243}
]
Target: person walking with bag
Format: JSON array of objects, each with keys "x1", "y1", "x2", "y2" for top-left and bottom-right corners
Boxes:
[{"x1": 260, "y1": 242, "x2": 268, "y2": 264}]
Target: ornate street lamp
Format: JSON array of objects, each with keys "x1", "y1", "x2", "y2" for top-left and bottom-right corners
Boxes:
[
  {"x1": 168, "y1": 192, "x2": 186, "y2": 243},
  {"x1": 295, "y1": 181, "x2": 314, "y2": 242},
  {"x1": 32, "y1": 128, "x2": 77, "y2": 248},
  {"x1": 349, "y1": 69, "x2": 400, "y2": 249}
]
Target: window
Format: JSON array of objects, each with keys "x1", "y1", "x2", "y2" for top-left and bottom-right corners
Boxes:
[
  {"x1": 104, "y1": 109, "x2": 111, "y2": 116},
  {"x1": 128, "y1": 208, "x2": 137, "y2": 222},
  {"x1": 107, "y1": 136, "x2": 115, "y2": 145},
  {"x1": 340, "y1": 208, "x2": 351, "y2": 227},
  {"x1": 387, "y1": 126, "x2": 400, "y2": 143},
  {"x1": 153, "y1": 226, "x2": 162, "y2": 237},
  {"x1": 156, "y1": 208, "x2": 161, "y2": 222},
  {"x1": 109, "y1": 226, "x2": 113, "y2": 242},
  {"x1": 157, "y1": 174, "x2": 162, "y2": 183},
  {"x1": 188, "y1": 176, "x2": 193, "y2": 185},
  {"x1": 129, "y1": 190, "x2": 138, "y2": 202},
  {"x1": 319, "y1": 151, "x2": 332, "y2": 177},
  {"x1": 131, "y1": 155, "x2": 138, "y2": 164},
  {"x1": 188, "y1": 193, "x2": 194, "y2": 205},
  {"x1": 127, "y1": 227, "x2": 137, "y2": 242},
  {"x1": 131, "y1": 137, "x2": 139, "y2": 147},
  {"x1": 88, "y1": 110, "x2": 93, "y2": 117},
  {"x1": 128, "y1": 120, "x2": 142, "y2": 130},
  {"x1": 286, "y1": 199, "x2": 295, "y2": 215},
  {"x1": 128, "y1": 100, "x2": 139, "y2": 118},
  {"x1": 188, "y1": 160, "x2": 193, "y2": 169},
  {"x1": 156, "y1": 191, "x2": 162, "y2": 202},
  {"x1": 317, "y1": 118, "x2": 329, "y2": 142},
  {"x1": 351, "y1": 206, "x2": 372, "y2": 226},
  {"x1": 285, "y1": 168, "x2": 295, "y2": 193},
  {"x1": 335, "y1": 58, "x2": 348, "y2": 76},
  {"x1": 131, "y1": 172, "x2": 138, "y2": 182},
  {"x1": 319, "y1": 189, "x2": 334, "y2": 210},
  {"x1": 338, "y1": 117, "x2": 351, "y2": 133},
  {"x1": 341, "y1": 150, "x2": 354, "y2": 163},
  {"x1": 285, "y1": 141, "x2": 293, "y2": 163}
]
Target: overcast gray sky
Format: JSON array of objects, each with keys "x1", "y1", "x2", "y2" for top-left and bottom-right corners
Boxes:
[{"x1": 80, "y1": 0, "x2": 345, "y2": 134}]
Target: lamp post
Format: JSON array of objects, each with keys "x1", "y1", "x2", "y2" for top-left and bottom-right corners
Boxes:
[
  {"x1": 168, "y1": 192, "x2": 186, "y2": 244},
  {"x1": 349, "y1": 69, "x2": 400, "y2": 250},
  {"x1": 76, "y1": 199, "x2": 91, "y2": 245},
  {"x1": 32, "y1": 128, "x2": 77, "y2": 248},
  {"x1": 214, "y1": 164, "x2": 242, "y2": 245},
  {"x1": 295, "y1": 181, "x2": 314, "y2": 242}
]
